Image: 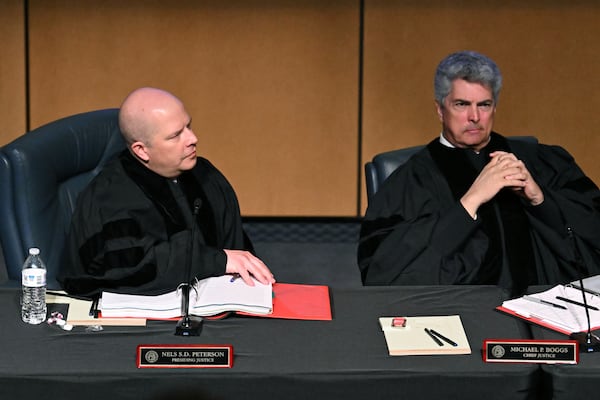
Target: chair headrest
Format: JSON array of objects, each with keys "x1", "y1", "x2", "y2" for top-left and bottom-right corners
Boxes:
[{"x1": 0, "y1": 108, "x2": 125, "y2": 285}]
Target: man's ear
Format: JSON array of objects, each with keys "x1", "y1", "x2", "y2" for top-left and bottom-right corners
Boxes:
[
  {"x1": 130, "y1": 141, "x2": 150, "y2": 163},
  {"x1": 435, "y1": 100, "x2": 443, "y2": 122}
]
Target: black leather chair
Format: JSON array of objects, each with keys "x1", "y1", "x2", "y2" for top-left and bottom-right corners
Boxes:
[
  {"x1": 0, "y1": 109, "x2": 124, "y2": 287},
  {"x1": 364, "y1": 136, "x2": 539, "y2": 204},
  {"x1": 365, "y1": 144, "x2": 425, "y2": 203}
]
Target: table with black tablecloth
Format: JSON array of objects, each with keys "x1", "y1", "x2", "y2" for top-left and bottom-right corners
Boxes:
[
  {"x1": 531, "y1": 323, "x2": 600, "y2": 400},
  {"x1": 0, "y1": 285, "x2": 538, "y2": 400}
]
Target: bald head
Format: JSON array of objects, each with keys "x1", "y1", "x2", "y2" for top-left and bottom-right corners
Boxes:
[
  {"x1": 118, "y1": 87, "x2": 185, "y2": 146},
  {"x1": 118, "y1": 87, "x2": 198, "y2": 177}
]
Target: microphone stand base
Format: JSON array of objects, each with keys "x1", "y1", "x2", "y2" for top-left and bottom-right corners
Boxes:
[
  {"x1": 175, "y1": 316, "x2": 203, "y2": 336},
  {"x1": 570, "y1": 332, "x2": 600, "y2": 353}
]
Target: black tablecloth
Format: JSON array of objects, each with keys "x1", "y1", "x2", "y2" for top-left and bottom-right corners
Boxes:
[
  {"x1": 531, "y1": 324, "x2": 600, "y2": 400},
  {"x1": 0, "y1": 285, "x2": 538, "y2": 400}
]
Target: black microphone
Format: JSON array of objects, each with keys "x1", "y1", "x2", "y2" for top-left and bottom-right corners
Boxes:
[
  {"x1": 567, "y1": 227, "x2": 600, "y2": 352},
  {"x1": 175, "y1": 198, "x2": 203, "y2": 336}
]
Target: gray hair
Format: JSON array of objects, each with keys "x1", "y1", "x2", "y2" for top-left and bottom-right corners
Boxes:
[{"x1": 434, "y1": 51, "x2": 502, "y2": 106}]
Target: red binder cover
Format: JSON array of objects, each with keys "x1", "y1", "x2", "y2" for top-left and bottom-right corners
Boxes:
[{"x1": 239, "y1": 283, "x2": 332, "y2": 321}]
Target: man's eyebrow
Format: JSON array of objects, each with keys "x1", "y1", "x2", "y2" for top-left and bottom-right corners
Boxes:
[
  {"x1": 168, "y1": 118, "x2": 192, "y2": 137},
  {"x1": 451, "y1": 99, "x2": 493, "y2": 105},
  {"x1": 168, "y1": 127, "x2": 184, "y2": 137}
]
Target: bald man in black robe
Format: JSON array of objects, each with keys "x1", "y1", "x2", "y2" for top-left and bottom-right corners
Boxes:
[{"x1": 58, "y1": 88, "x2": 275, "y2": 297}]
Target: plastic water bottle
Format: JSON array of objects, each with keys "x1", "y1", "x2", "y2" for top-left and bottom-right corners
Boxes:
[{"x1": 21, "y1": 247, "x2": 47, "y2": 324}]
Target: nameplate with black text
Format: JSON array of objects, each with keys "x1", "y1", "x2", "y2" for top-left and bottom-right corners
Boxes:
[
  {"x1": 137, "y1": 344, "x2": 233, "y2": 368},
  {"x1": 483, "y1": 339, "x2": 578, "y2": 364}
]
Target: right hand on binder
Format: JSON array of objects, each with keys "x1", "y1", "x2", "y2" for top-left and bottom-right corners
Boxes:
[{"x1": 224, "y1": 249, "x2": 276, "y2": 286}]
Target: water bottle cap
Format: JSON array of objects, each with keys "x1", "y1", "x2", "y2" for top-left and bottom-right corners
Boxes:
[{"x1": 28, "y1": 247, "x2": 40, "y2": 256}]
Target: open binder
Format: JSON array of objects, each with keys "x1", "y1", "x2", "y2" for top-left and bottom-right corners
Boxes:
[
  {"x1": 497, "y1": 284, "x2": 600, "y2": 335},
  {"x1": 101, "y1": 276, "x2": 273, "y2": 318},
  {"x1": 569, "y1": 275, "x2": 600, "y2": 297},
  {"x1": 100, "y1": 276, "x2": 332, "y2": 321}
]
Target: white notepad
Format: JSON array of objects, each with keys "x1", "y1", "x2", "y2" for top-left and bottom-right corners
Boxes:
[{"x1": 379, "y1": 315, "x2": 471, "y2": 356}]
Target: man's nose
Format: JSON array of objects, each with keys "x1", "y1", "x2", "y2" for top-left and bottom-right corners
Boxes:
[
  {"x1": 467, "y1": 105, "x2": 480, "y2": 122},
  {"x1": 185, "y1": 127, "x2": 197, "y2": 145}
]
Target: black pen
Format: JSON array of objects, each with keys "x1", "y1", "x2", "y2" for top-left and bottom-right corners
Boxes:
[
  {"x1": 523, "y1": 295, "x2": 568, "y2": 310},
  {"x1": 424, "y1": 328, "x2": 443, "y2": 346},
  {"x1": 46, "y1": 291, "x2": 91, "y2": 302},
  {"x1": 430, "y1": 329, "x2": 458, "y2": 347},
  {"x1": 556, "y1": 295, "x2": 599, "y2": 311},
  {"x1": 89, "y1": 297, "x2": 99, "y2": 318},
  {"x1": 46, "y1": 290, "x2": 74, "y2": 299}
]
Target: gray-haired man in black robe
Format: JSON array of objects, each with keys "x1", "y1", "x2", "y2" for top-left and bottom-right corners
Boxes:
[
  {"x1": 58, "y1": 88, "x2": 275, "y2": 297},
  {"x1": 358, "y1": 51, "x2": 600, "y2": 295}
]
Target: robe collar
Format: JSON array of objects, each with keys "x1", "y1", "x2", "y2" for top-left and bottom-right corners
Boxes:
[{"x1": 118, "y1": 150, "x2": 214, "y2": 240}]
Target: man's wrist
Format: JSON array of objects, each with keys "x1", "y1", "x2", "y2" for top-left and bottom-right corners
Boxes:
[
  {"x1": 460, "y1": 196, "x2": 479, "y2": 220},
  {"x1": 529, "y1": 190, "x2": 544, "y2": 206}
]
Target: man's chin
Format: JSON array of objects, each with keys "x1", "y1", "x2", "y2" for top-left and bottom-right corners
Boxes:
[
  {"x1": 181, "y1": 157, "x2": 197, "y2": 171},
  {"x1": 463, "y1": 132, "x2": 490, "y2": 149}
]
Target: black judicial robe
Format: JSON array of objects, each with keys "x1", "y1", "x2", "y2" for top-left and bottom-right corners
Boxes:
[
  {"x1": 58, "y1": 150, "x2": 253, "y2": 297},
  {"x1": 358, "y1": 133, "x2": 600, "y2": 293}
]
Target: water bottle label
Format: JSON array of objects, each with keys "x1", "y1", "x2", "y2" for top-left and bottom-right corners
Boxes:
[{"x1": 22, "y1": 268, "x2": 46, "y2": 287}]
